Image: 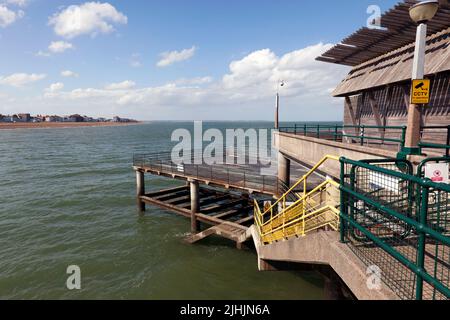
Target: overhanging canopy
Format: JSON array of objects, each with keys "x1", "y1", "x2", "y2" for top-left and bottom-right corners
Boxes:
[{"x1": 316, "y1": 0, "x2": 450, "y2": 67}]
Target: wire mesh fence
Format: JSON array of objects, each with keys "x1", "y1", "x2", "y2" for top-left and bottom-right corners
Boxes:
[{"x1": 340, "y1": 158, "x2": 450, "y2": 300}]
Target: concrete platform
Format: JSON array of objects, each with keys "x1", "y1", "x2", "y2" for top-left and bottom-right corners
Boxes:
[{"x1": 250, "y1": 226, "x2": 399, "y2": 300}]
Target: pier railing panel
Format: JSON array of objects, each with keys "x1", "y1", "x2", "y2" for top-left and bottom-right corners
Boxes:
[
  {"x1": 279, "y1": 124, "x2": 407, "y2": 151},
  {"x1": 340, "y1": 157, "x2": 450, "y2": 300},
  {"x1": 133, "y1": 151, "x2": 281, "y2": 195},
  {"x1": 419, "y1": 126, "x2": 450, "y2": 157}
]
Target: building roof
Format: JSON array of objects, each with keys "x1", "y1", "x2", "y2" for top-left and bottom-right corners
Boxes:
[
  {"x1": 316, "y1": 0, "x2": 450, "y2": 67},
  {"x1": 332, "y1": 27, "x2": 450, "y2": 96}
]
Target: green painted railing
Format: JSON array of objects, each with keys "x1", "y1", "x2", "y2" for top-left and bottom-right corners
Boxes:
[
  {"x1": 279, "y1": 124, "x2": 407, "y2": 150},
  {"x1": 419, "y1": 126, "x2": 450, "y2": 157},
  {"x1": 339, "y1": 157, "x2": 450, "y2": 300}
]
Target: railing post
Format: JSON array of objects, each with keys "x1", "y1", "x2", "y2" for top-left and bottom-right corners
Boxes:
[
  {"x1": 339, "y1": 158, "x2": 346, "y2": 243},
  {"x1": 446, "y1": 126, "x2": 450, "y2": 157},
  {"x1": 302, "y1": 178, "x2": 307, "y2": 236},
  {"x1": 415, "y1": 184, "x2": 429, "y2": 300},
  {"x1": 304, "y1": 124, "x2": 307, "y2": 136},
  {"x1": 401, "y1": 126, "x2": 407, "y2": 151},
  {"x1": 243, "y1": 171, "x2": 246, "y2": 188},
  {"x1": 360, "y1": 126, "x2": 365, "y2": 146},
  {"x1": 294, "y1": 124, "x2": 297, "y2": 134},
  {"x1": 317, "y1": 125, "x2": 320, "y2": 139},
  {"x1": 334, "y1": 125, "x2": 338, "y2": 142}
]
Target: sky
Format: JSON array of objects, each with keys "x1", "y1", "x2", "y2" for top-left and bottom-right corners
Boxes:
[{"x1": 0, "y1": 0, "x2": 400, "y2": 121}]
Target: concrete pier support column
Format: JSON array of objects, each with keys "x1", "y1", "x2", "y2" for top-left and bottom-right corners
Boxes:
[
  {"x1": 258, "y1": 258, "x2": 277, "y2": 271},
  {"x1": 323, "y1": 273, "x2": 345, "y2": 300},
  {"x1": 135, "y1": 170, "x2": 145, "y2": 212},
  {"x1": 278, "y1": 152, "x2": 291, "y2": 189},
  {"x1": 190, "y1": 180, "x2": 200, "y2": 233}
]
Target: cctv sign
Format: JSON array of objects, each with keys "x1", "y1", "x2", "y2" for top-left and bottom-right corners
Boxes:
[
  {"x1": 411, "y1": 79, "x2": 431, "y2": 104},
  {"x1": 425, "y1": 163, "x2": 449, "y2": 184}
]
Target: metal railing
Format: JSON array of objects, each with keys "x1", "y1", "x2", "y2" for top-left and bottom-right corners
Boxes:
[
  {"x1": 340, "y1": 157, "x2": 450, "y2": 300},
  {"x1": 254, "y1": 155, "x2": 340, "y2": 243},
  {"x1": 279, "y1": 124, "x2": 407, "y2": 150},
  {"x1": 420, "y1": 126, "x2": 450, "y2": 157},
  {"x1": 133, "y1": 150, "x2": 282, "y2": 195},
  {"x1": 255, "y1": 180, "x2": 340, "y2": 244}
]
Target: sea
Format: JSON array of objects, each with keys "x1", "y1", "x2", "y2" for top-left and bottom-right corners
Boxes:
[{"x1": 0, "y1": 121, "x2": 340, "y2": 299}]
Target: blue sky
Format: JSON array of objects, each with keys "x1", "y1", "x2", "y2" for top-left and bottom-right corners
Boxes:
[{"x1": 0, "y1": 0, "x2": 400, "y2": 120}]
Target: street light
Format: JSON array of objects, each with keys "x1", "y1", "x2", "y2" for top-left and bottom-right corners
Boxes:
[
  {"x1": 409, "y1": 0, "x2": 439, "y2": 23},
  {"x1": 275, "y1": 80, "x2": 285, "y2": 129},
  {"x1": 404, "y1": 0, "x2": 439, "y2": 154}
]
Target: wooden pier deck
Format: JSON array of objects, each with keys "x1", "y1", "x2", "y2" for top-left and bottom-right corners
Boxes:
[
  {"x1": 141, "y1": 185, "x2": 255, "y2": 248},
  {"x1": 133, "y1": 151, "x2": 324, "y2": 248}
]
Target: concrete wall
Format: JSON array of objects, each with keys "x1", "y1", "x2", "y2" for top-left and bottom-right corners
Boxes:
[
  {"x1": 250, "y1": 226, "x2": 398, "y2": 300},
  {"x1": 274, "y1": 132, "x2": 400, "y2": 178}
]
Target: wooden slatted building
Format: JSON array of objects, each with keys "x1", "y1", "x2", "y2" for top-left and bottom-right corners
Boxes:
[{"x1": 317, "y1": 0, "x2": 450, "y2": 144}]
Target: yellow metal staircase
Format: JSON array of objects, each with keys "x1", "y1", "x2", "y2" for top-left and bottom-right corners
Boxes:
[{"x1": 254, "y1": 155, "x2": 340, "y2": 244}]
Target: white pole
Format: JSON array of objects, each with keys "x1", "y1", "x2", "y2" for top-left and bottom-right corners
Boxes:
[
  {"x1": 412, "y1": 23, "x2": 427, "y2": 79},
  {"x1": 405, "y1": 22, "x2": 427, "y2": 152},
  {"x1": 275, "y1": 92, "x2": 279, "y2": 129}
]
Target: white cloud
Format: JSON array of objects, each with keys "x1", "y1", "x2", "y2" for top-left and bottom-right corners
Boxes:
[
  {"x1": 104, "y1": 80, "x2": 135, "y2": 90},
  {"x1": 45, "y1": 82, "x2": 64, "y2": 93},
  {"x1": 45, "y1": 43, "x2": 347, "y2": 106},
  {"x1": 130, "y1": 53, "x2": 142, "y2": 68},
  {"x1": 157, "y1": 46, "x2": 196, "y2": 67},
  {"x1": 48, "y1": 41, "x2": 74, "y2": 53},
  {"x1": 221, "y1": 43, "x2": 348, "y2": 101},
  {"x1": 36, "y1": 50, "x2": 51, "y2": 57},
  {"x1": 37, "y1": 43, "x2": 349, "y2": 120},
  {"x1": 49, "y1": 2, "x2": 128, "y2": 39},
  {"x1": 175, "y1": 77, "x2": 213, "y2": 86},
  {"x1": 6, "y1": 0, "x2": 28, "y2": 7},
  {"x1": 61, "y1": 70, "x2": 79, "y2": 78},
  {"x1": 0, "y1": 5, "x2": 24, "y2": 27},
  {"x1": 0, "y1": 73, "x2": 46, "y2": 87}
]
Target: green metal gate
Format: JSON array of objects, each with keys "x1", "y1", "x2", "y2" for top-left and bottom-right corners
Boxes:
[{"x1": 339, "y1": 157, "x2": 450, "y2": 300}]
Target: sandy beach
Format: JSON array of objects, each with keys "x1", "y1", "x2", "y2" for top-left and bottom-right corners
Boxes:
[{"x1": 0, "y1": 122, "x2": 141, "y2": 130}]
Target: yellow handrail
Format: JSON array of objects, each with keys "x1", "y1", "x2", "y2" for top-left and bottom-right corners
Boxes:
[
  {"x1": 257, "y1": 154, "x2": 339, "y2": 218},
  {"x1": 254, "y1": 155, "x2": 340, "y2": 244},
  {"x1": 258, "y1": 179, "x2": 338, "y2": 228}
]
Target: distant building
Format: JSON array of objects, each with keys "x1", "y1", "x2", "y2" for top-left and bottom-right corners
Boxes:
[
  {"x1": 17, "y1": 113, "x2": 31, "y2": 122},
  {"x1": 68, "y1": 114, "x2": 84, "y2": 122},
  {"x1": 0, "y1": 113, "x2": 135, "y2": 124},
  {"x1": 83, "y1": 116, "x2": 95, "y2": 122},
  {"x1": 45, "y1": 116, "x2": 62, "y2": 122}
]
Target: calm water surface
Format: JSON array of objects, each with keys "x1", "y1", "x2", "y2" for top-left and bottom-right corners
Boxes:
[{"x1": 0, "y1": 122, "x2": 326, "y2": 299}]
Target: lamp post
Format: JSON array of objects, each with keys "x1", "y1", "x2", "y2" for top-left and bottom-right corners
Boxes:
[
  {"x1": 404, "y1": 0, "x2": 439, "y2": 154},
  {"x1": 275, "y1": 80, "x2": 285, "y2": 129}
]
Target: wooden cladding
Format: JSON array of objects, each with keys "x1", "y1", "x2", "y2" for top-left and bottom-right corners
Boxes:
[{"x1": 343, "y1": 72, "x2": 450, "y2": 145}]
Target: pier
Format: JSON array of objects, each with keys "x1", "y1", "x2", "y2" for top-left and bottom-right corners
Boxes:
[
  {"x1": 132, "y1": 1, "x2": 450, "y2": 300},
  {"x1": 133, "y1": 150, "x2": 323, "y2": 248}
]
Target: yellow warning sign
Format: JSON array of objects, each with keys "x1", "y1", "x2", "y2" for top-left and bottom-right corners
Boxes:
[{"x1": 411, "y1": 79, "x2": 431, "y2": 104}]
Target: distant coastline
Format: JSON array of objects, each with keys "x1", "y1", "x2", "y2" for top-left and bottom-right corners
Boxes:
[{"x1": 0, "y1": 121, "x2": 141, "y2": 130}]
